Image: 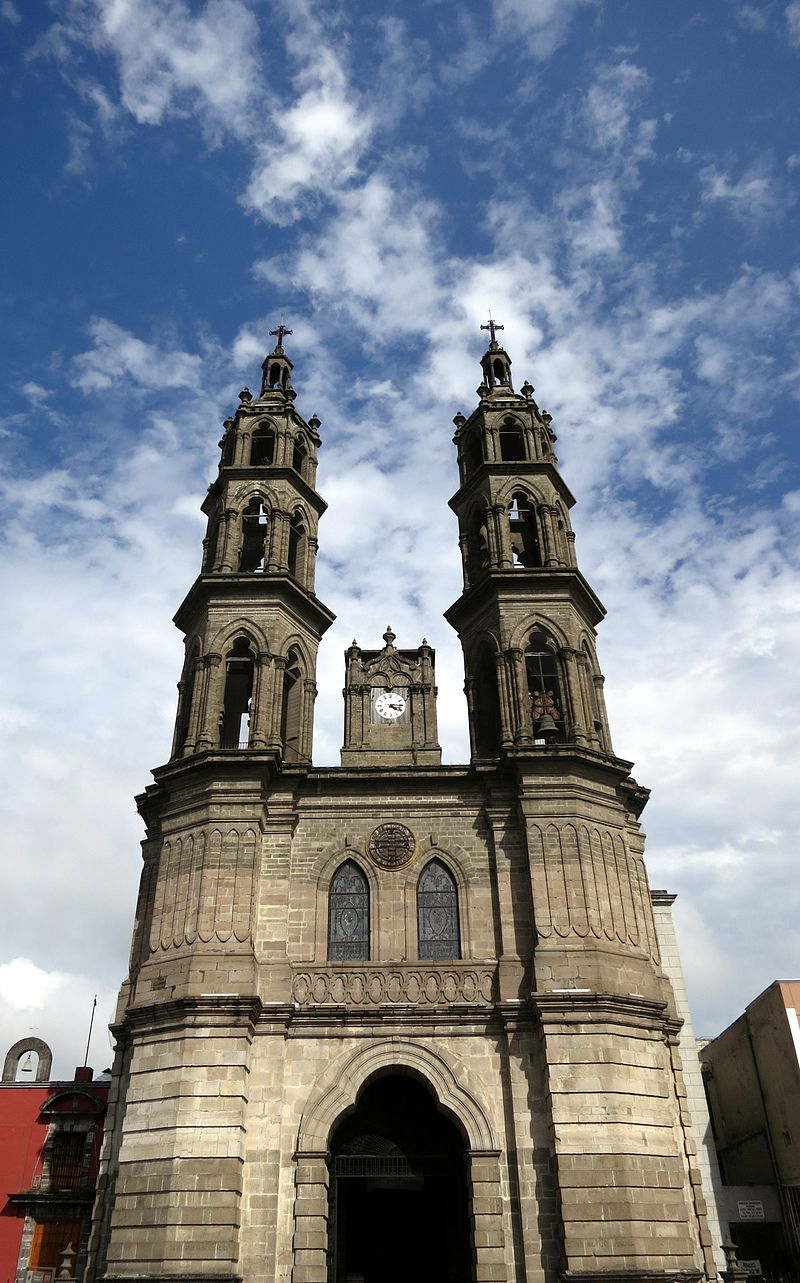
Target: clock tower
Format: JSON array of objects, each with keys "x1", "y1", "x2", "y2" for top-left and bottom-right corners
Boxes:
[{"x1": 340, "y1": 626, "x2": 441, "y2": 766}]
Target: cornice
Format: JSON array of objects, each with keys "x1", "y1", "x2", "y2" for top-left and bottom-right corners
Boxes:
[
  {"x1": 173, "y1": 571, "x2": 336, "y2": 635},
  {"x1": 443, "y1": 566, "x2": 606, "y2": 629}
]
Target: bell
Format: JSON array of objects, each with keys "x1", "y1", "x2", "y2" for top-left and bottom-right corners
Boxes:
[{"x1": 535, "y1": 714, "x2": 559, "y2": 740}]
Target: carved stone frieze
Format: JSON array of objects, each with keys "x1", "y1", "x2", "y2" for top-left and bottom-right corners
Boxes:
[{"x1": 292, "y1": 964, "x2": 497, "y2": 1008}]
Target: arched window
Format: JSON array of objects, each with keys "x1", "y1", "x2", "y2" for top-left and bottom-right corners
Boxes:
[
  {"x1": 473, "y1": 643, "x2": 501, "y2": 757},
  {"x1": 525, "y1": 631, "x2": 563, "y2": 740},
  {"x1": 267, "y1": 361, "x2": 288, "y2": 390},
  {"x1": 467, "y1": 509, "x2": 490, "y2": 580},
  {"x1": 219, "y1": 419, "x2": 235, "y2": 467},
  {"x1": 220, "y1": 638, "x2": 254, "y2": 748},
  {"x1": 328, "y1": 860, "x2": 369, "y2": 961},
  {"x1": 174, "y1": 642, "x2": 199, "y2": 756},
  {"x1": 508, "y1": 491, "x2": 541, "y2": 567},
  {"x1": 202, "y1": 511, "x2": 219, "y2": 572},
  {"x1": 499, "y1": 417, "x2": 526, "y2": 461},
  {"x1": 288, "y1": 511, "x2": 307, "y2": 581},
  {"x1": 493, "y1": 357, "x2": 509, "y2": 386},
  {"x1": 280, "y1": 649, "x2": 304, "y2": 761},
  {"x1": 417, "y1": 859, "x2": 460, "y2": 960},
  {"x1": 292, "y1": 436, "x2": 308, "y2": 477},
  {"x1": 464, "y1": 430, "x2": 483, "y2": 477},
  {"x1": 250, "y1": 424, "x2": 275, "y2": 467},
  {"x1": 240, "y1": 498, "x2": 269, "y2": 572}
]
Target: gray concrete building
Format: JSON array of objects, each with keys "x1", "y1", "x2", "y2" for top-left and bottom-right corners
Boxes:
[{"x1": 88, "y1": 326, "x2": 719, "y2": 1283}]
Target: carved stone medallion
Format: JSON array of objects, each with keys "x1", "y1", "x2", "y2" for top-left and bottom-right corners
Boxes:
[{"x1": 367, "y1": 822, "x2": 416, "y2": 871}]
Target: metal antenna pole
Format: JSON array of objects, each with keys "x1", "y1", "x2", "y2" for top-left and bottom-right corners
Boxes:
[{"x1": 83, "y1": 995, "x2": 97, "y2": 1067}]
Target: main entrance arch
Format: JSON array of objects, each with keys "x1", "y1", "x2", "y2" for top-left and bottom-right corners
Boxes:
[
  {"x1": 328, "y1": 1073, "x2": 470, "y2": 1283},
  {"x1": 291, "y1": 1041, "x2": 508, "y2": 1283}
]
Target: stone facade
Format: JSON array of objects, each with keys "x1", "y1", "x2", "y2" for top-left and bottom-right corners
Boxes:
[{"x1": 87, "y1": 328, "x2": 717, "y2": 1283}]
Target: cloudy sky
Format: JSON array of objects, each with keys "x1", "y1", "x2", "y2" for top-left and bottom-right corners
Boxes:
[{"x1": 1, "y1": 0, "x2": 799, "y2": 1077}]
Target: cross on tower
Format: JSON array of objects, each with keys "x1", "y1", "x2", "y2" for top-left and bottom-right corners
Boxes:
[
  {"x1": 269, "y1": 323, "x2": 293, "y2": 352},
  {"x1": 480, "y1": 317, "x2": 504, "y2": 348}
]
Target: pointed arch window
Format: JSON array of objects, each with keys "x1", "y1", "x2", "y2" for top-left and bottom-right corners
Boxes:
[
  {"x1": 328, "y1": 860, "x2": 370, "y2": 961},
  {"x1": 267, "y1": 360, "x2": 289, "y2": 390},
  {"x1": 493, "y1": 357, "x2": 510, "y2": 386},
  {"x1": 499, "y1": 417, "x2": 526, "y2": 461},
  {"x1": 292, "y1": 436, "x2": 308, "y2": 478},
  {"x1": 221, "y1": 638, "x2": 254, "y2": 748},
  {"x1": 417, "y1": 859, "x2": 460, "y2": 960},
  {"x1": 240, "y1": 498, "x2": 269, "y2": 572},
  {"x1": 174, "y1": 642, "x2": 199, "y2": 757},
  {"x1": 525, "y1": 631, "x2": 563, "y2": 740},
  {"x1": 250, "y1": 423, "x2": 275, "y2": 467},
  {"x1": 288, "y1": 510, "x2": 307, "y2": 582},
  {"x1": 464, "y1": 430, "x2": 484, "y2": 477},
  {"x1": 509, "y1": 492, "x2": 541, "y2": 567},
  {"x1": 280, "y1": 649, "x2": 304, "y2": 762},
  {"x1": 472, "y1": 643, "x2": 501, "y2": 757}
]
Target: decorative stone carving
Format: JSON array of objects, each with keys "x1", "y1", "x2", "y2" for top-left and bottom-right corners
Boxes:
[
  {"x1": 367, "y1": 821, "x2": 416, "y2": 870},
  {"x1": 292, "y1": 964, "x2": 496, "y2": 1007}
]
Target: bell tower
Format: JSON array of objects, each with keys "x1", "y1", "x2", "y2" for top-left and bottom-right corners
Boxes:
[
  {"x1": 172, "y1": 324, "x2": 334, "y2": 763},
  {"x1": 445, "y1": 318, "x2": 613, "y2": 761}
]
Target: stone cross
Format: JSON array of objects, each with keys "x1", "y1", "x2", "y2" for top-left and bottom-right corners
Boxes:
[
  {"x1": 480, "y1": 317, "x2": 504, "y2": 347},
  {"x1": 269, "y1": 323, "x2": 293, "y2": 351}
]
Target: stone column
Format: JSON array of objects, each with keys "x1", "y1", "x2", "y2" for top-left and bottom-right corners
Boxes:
[
  {"x1": 269, "y1": 511, "x2": 290, "y2": 572},
  {"x1": 469, "y1": 1150, "x2": 508, "y2": 1283},
  {"x1": 268, "y1": 656, "x2": 287, "y2": 748},
  {"x1": 458, "y1": 531, "x2": 471, "y2": 586},
  {"x1": 233, "y1": 426, "x2": 251, "y2": 467},
  {"x1": 301, "y1": 679, "x2": 317, "y2": 762},
  {"x1": 593, "y1": 673, "x2": 613, "y2": 753},
  {"x1": 218, "y1": 508, "x2": 239, "y2": 573},
  {"x1": 182, "y1": 652, "x2": 206, "y2": 755},
  {"x1": 464, "y1": 675, "x2": 479, "y2": 758},
  {"x1": 541, "y1": 504, "x2": 560, "y2": 567},
  {"x1": 306, "y1": 535, "x2": 319, "y2": 591},
  {"x1": 248, "y1": 652, "x2": 272, "y2": 749},
  {"x1": 291, "y1": 1152, "x2": 330, "y2": 1283},
  {"x1": 493, "y1": 502, "x2": 514, "y2": 568},
  {"x1": 559, "y1": 648, "x2": 587, "y2": 744},
  {"x1": 494, "y1": 652, "x2": 514, "y2": 747}
]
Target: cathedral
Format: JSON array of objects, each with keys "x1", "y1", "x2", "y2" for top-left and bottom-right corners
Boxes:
[{"x1": 87, "y1": 325, "x2": 718, "y2": 1283}]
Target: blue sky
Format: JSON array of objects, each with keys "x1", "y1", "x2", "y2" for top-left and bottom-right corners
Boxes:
[{"x1": 1, "y1": 0, "x2": 800, "y2": 1075}]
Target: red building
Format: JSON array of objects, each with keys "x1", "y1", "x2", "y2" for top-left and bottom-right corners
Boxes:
[{"x1": 1, "y1": 1038, "x2": 109, "y2": 1283}]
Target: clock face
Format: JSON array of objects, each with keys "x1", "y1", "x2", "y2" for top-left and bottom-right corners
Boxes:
[{"x1": 375, "y1": 690, "x2": 406, "y2": 721}]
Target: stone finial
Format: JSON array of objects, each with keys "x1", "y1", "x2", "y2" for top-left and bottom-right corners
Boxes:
[
  {"x1": 239, "y1": 388, "x2": 252, "y2": 404},
  {"x1": 308, "y1": 413, "x2": 321, "y2": 431},
  {"x1": 521, "y1": 381, "x2": 534, "y2": 399},
  {"x1": 453, "y1": 411, "x2": 466, "y2": 428},
  {"x1": 382, "y1": 626, "x2": 396, "y2": 648},
  {"x1": 57, "y1": 1244, "x2": 76, "y2": 1281}
]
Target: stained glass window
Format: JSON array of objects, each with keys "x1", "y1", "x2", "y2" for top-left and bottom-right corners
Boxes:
[
  {"x1": 328, "y1": 861, "x2": 369, "y2": 961},
  {"x1": 417, "y1": 859, "x2": 460, "y2": 960}
]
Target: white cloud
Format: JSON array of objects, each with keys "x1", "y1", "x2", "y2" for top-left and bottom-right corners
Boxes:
[
  {"x1": 1, "y1": 0, "x2": 21, "y2": 23},
  {"x1": 243, "y1": 44, "x2": 372, "y2": 225},
  {"x1": 21, "y1": 382, "x2": 51, "y2": 405},
  {"x1": 699, "y1": 159, "x2": 794, "y2": 226},
  {"x1": 0, "y1": 958, "x2": 66, "y2": 1010},
  {"x1": 491, "y1": 0, "x2": 598, "y2": 59},
  {"x1": 71, "y1": 318, "x2": 205, "y2": 391},
  {"x1": 787, "y1": 1, "x2": 800, "y2": 44}
]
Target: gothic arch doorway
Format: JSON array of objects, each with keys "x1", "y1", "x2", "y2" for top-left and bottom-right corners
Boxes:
[{"x1": 327, "y1": 1072, "x2": 471, "y2": 1283}]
